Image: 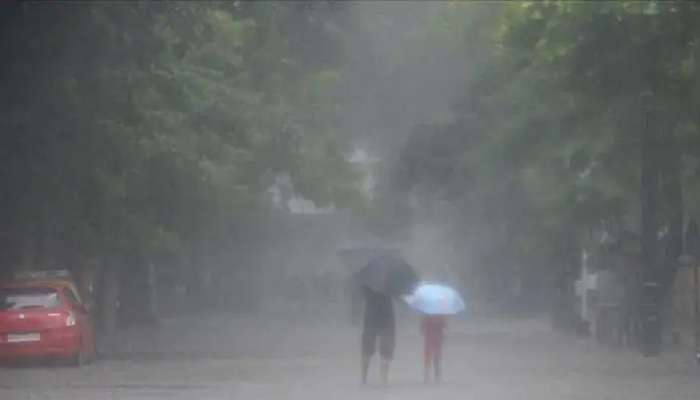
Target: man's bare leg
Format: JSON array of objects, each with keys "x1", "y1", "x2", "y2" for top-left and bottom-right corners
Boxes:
[
  {"x1": 380, "y1": 358, "x2": 390, "y2": 385},
  {"x1": 361, "y1": 354, "x2": 371, "y2": 384}
]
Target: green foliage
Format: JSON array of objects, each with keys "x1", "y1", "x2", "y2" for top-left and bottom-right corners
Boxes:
[
  {"x1": 0, "y1": 2, "x2": 361, "y2": 272},
  {"x1": 391, "y1": 1, "x2": 700, "y2": 294}
]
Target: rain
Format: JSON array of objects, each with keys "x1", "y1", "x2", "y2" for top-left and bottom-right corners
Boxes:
[{"x1": 1, "y1": 1, "x2": 700, "y2": 399}]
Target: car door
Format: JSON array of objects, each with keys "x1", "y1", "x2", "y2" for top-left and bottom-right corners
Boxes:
[{"x1": 63, "y1": 287, "x2": 95, "y2": 355}]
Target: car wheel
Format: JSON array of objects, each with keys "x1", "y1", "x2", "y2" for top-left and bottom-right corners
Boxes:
[
  {"x1": 70, "y1": 349, "x2": 86, "y2": 367},
  {"x1": 86, "y1": 348, "x2": 96, "y2": 365},
  {"x1": 71, "y1": 342, "x2": 92, "y2": 367}
]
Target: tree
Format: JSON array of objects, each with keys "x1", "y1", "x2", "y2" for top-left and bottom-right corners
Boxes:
[
  {"x1": 389, "y1": 1, "x2": 700, "y2": 339},
  {"x1": 0, "y1": 1, "x2": 362, "y2": 328}
]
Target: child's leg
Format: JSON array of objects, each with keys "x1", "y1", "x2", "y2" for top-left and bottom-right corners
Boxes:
[
  {"x1": 424, "y1": 334, "x2": 436, "y2": 382},
  {"x1": 423, "y1": 337, "x2": 430, "y2": 382},
  {"x1": 434, "y1": 334, "x2": 444, "y2": 382}
]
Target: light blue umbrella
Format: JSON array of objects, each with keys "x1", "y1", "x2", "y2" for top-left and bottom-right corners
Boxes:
[{"x1": 404, "y1": 282, "x2": 466, "y2": 315}]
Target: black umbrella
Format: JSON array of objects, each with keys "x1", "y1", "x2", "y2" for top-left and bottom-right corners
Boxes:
[
  {"x1": 336, "y1": 247, "x2": 399, "y2": 273},
  {"x1": 337, "y1": 247, "x2": 404, "y2": 324},
  {"x1": 355, "y1": 253, "x2": 419, "y2": 297}
]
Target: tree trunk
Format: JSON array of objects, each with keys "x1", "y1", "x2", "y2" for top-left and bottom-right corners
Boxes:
[
  {"x1": 639, "y1": 91, "x2": 662, "y2": 356},
  {"x1": 98, "y1": 264, "x2": 120, "y2": 335},
  {"x1": 146, "y1": 261, "x2": 159, "y2": 322},
  {"x1": 550, "y1": 231, "x2": 580, "y2": 333},
  {"x1": 658, "y1": 119, "x2": 684, "y2": 345},
  {"x1": 20, "y1": 234, "x2": 36, "y2": 271},
  {"x1": 662, "y1": 164, "x2": 683, "y2": 278}
]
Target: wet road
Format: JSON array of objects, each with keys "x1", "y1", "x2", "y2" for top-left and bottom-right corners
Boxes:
[{"x1": 1, "y1": 316, "x2": 699, "y2": 399}]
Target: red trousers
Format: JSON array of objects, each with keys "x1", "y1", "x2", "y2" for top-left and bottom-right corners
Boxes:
[
  {"x1": 422, "y1": 316, "x2": 446, "y2": 371},
  {"x1": 424, "y1": 330, "x2": 443, "y2": 368}
]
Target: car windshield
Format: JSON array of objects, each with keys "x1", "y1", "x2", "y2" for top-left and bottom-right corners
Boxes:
[{"x1": 0, "y1": 287, "x2": 60, "y2": 310}]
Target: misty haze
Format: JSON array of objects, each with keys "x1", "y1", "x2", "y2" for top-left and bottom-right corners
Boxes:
[{"x1": 1, "y1": 1, "x2": 700, "y2": 399}]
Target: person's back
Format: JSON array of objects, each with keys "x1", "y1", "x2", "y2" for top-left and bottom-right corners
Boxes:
[{"x1": 364, "y1": 288, "x2": 394, "y2": 331}]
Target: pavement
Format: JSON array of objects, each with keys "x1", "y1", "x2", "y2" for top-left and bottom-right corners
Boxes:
[{"x1": 1, "y1": 314, "x2": 699, "y2": 400}]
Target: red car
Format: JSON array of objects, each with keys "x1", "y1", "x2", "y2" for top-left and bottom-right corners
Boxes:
[{"x1": 0, "y1": 271, "x2": 96, "y2": 365}]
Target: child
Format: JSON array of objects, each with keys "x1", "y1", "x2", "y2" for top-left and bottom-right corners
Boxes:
[{"x1": 421, "y1": 314, "x2": 446, "y2": 383}]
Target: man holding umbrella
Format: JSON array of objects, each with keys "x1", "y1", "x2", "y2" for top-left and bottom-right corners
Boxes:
[
  {"x1": 361, "y1": 286, "x2": 395, "y2": 385},
  {"x1": 354, "y1": 253, "x2": 418, "y2": 385}
]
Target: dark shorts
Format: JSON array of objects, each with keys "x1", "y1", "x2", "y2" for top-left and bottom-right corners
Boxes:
[{"x1": 362, "y1": 325, "x2": 395, "y2": 360}]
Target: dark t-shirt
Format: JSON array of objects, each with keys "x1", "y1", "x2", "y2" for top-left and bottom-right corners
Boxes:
[{"x1": 363, "y1": 287, "x2": 394, "y2": 333}]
